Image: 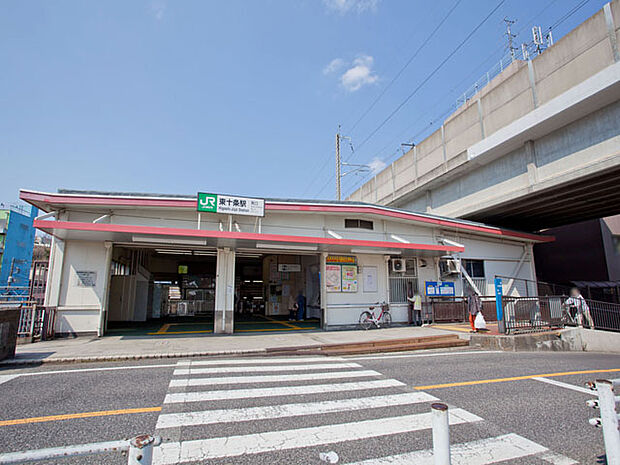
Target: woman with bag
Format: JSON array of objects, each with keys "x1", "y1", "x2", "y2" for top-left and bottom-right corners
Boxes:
[{"x1": 467, "y1": 289, "x2": 483, "y2": 333}]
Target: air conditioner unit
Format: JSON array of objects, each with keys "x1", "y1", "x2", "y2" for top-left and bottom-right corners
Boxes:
[
  {"x1": 439, "y1": 257, "x2": 461, "y2": 276},
  {"x1": 391, "y1": 258, "x2": 406, "y2": 273}
]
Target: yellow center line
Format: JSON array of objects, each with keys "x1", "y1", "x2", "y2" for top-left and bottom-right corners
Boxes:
[
  {"x1": 414, "y1": 368, "x2": 620, "y2": 390},
  {"x1": 0, "y1": 406, "x2": 162, "y2": 427}
]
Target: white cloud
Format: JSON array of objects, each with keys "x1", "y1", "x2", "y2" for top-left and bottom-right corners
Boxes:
[
  {"x1": 150, "y1": 0, "x2": 166, "y2": 20},
  {"x1": 340, "y1": 55, "x2": 378, "y2": 92},
  {"x1": 323, "y1": 58, "x2": 345, "y2": 75},
  {"x1": 368, "y1": 157, "x2": 387, "y2": 174},
  {"x1": 323, "y1": 0, "x2": 380, "y2": 14}
]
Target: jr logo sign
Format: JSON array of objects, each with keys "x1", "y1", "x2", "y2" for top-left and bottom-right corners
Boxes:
[{"x1": 197, "y1": 193, "x2": 217, "y2": 212}]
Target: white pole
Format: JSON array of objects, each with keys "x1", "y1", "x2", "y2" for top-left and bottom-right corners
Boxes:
[
  {"x1": 596, "y1": 380, "x2": 620, "y2": 465},
  {"x1": 432, "y1": 403, "x2": 451, "y2": 465},
  {"x1": 127, "y1": 435, "x2": 159, "y2": 465}
]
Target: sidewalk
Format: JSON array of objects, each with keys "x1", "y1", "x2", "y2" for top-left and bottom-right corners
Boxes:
[{"x1": 4, "y1": 326, "x2": 466, "y2": 365}]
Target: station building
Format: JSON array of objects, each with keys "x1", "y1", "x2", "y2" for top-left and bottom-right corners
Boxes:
[{"x1": 19, "y1": 189, "x2": 551, "y2": 336}]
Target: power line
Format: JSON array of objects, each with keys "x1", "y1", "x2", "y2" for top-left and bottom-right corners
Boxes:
[
  {"x1": 342, "y1": 0, "x2": 573, "y2": 199},
  {"x1": 301, "y1": 0, "x2": 463, "y2": 199},
  {"x1": 345, "y1": 0, "x2": 506, "y2": 163},
  {"x1": 346, "y1": 0, "x2": 464, "y2": 134}
]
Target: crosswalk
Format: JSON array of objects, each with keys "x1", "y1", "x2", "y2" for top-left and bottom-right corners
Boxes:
[{"x1": 153, "y1": 356, "x2": 578, "y2": 464}]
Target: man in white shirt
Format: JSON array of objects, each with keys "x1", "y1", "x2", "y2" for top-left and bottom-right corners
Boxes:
[{"x1": 564, "y1": 287, "x2": 595, "y2": 328}]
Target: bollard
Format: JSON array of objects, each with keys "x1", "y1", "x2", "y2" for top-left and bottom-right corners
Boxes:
[
  {"x1": 595, "y1": 380, "x2": 620, "y2": 465},
  {"x1": 127, "y1": 435, "x2": 161, "y2": 465},
  {"x1": 431, "y1": 403, "x2": 451, "y2": 465}
]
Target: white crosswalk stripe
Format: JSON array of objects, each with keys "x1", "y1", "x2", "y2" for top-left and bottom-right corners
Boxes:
[
  {"x1": 154, "y1": 409, "x2": 482, "y2": 464},
  {"x1": 173, "y1": 361, "x2": 360, "y2": 375},
  {"x1": 156, "y1": 391, "x2": 438, "y2": 429},
  {"x1": 164, "y1": 378, "x2": 405, "y2": 404},
  {"x1": 168, "y1": 369, "x2": 381, "y2": 387},
  {"x1": 153, "y1": 357, "x2": 577, "y2": 465}
]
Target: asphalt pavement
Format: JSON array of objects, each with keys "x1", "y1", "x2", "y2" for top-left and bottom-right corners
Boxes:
[{"x1": 0, "y1": 349, "x2": 617, "y2": 464}]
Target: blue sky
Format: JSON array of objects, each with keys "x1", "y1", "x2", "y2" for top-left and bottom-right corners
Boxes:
[{"x1": 0, "y1": 0, "x2": 607, "y2": 204}]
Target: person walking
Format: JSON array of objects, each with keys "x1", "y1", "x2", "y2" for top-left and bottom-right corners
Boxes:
[
  {"x1": 564, "y1": 287, "x2": 595, "y2": 328},
  {"x1": 467, "y1": 289, "x2": 482, "y2": 333},
  {"x1": 296, "y1": 290, "x2": 306, "y2": 321}
]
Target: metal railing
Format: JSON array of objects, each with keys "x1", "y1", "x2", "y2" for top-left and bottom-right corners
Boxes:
[
  {"x1": 430, "y1": 296, "x2": 498, "y2": 323},
  {"x1": 15, "y1": 303, "x2": 55, "y2": 342},
  {"x1": 388, "y1": 276, "x2": 418, "y2": 304},
  {"x1": 502, "y1": 296, "x2": 563, "y2": 334},
  {"x1": 0, "y1": 286, "x2": 30, "y2": 303},
  {"x1": 501, "y1": 296, "x2": 620, "y2": 334},
  {"x1": 0, "y1": 435, "x2": 160, "y2": 464}
]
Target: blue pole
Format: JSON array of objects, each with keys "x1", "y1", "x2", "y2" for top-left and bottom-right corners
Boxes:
[{"x1": 494, "y1": 278, "x2": 505, "y2": 333}]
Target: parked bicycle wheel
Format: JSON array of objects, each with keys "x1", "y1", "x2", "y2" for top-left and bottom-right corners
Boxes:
[
  {"x1": 359, "y1": 311, "x2": 373, "y2": 330},
  {"x1": 382, "y1": 311, "x2": 392, "y2": 328}
]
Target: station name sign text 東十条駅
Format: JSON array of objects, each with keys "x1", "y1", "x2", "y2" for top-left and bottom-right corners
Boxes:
[{"x1": 197, "y1": 193, "x2": 265, "y2": 217}]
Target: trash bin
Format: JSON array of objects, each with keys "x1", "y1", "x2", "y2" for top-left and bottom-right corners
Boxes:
[{"x1": 0, "y1": 306, "x2": 20, "y2": 361}]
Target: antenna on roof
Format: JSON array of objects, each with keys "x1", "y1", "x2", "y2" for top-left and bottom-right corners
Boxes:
[{"x1": 504, "y1": 18, "x2": 518, "y2": 61}]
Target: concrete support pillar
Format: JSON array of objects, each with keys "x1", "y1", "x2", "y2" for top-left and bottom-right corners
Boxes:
[
  {"x1": 413, "y1": 146, "x2": 418, "y2": 186},
  {"x1": 98, "y1": 241, "x2": 113, "y2": 337},
  {"x1": 425, "y1": 190, "x2": 433, "y2": 213},
  {"x1": 320, "y1": 252, "x2": 328, "y2": 330},
  {"x1": 526, "y1": 60, "x2": 539, "y2": 108},
  {"x1": 214, "y1": 248, "x2": 235, "y2": 334},
  {"x1": 441, "y1": 124, "x2": 447, "y2": 169},
  {"x1": 604, "y1": 3, "x2": 620, "y2": 62},
  {"x1": 390, "y1": 163, "x2": 396, "y2": 201},
  {"x1": 477, "y1": 99, "x2": 485, "y2": 139},
  {"x1": 524, "y1": 140, "x2": 539, "y2": 189},
  {"x1": 44, "y1": 237, "x2": 65, "y2": 309}
]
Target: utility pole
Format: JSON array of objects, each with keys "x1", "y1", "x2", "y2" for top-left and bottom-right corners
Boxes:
[
  {"x1": 336, "y1": 125, "x2": 341, "y2": 201},
  {"x1": 504, "y1": 17, "x2": 517, "y2": 61}
]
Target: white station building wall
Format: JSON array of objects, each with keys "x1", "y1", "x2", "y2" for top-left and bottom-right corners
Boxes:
[{"x1": 40, "y1": 203, "x2": 540, "y2": 334}]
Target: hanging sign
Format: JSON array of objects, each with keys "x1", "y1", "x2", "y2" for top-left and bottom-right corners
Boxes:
[
  {"x1": 326, "y1": 255, "x2": 357, "y2": 265},
  {"x1": 278, "y1": 264, "x2": 301, "y2": 272},
  {"x1": 197, "y1": 193, "x2": 265, "y2": 217}
]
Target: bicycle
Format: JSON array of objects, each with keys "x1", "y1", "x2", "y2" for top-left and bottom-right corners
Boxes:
[
  {"x1": 560, "y1": 303, "x2": 579, "y2": 326},
  {"x1": 359, "y1": 302, "x2": 392, "y2": 330}
]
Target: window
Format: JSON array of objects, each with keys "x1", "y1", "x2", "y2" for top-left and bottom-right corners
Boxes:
[
  {"x1": 389, "y1": 258, "x2": 418, "y2": 303},
  {"x1": 462, "y1": 259, "x2": 485, "y2": 278},
  {"x1": 344, "y1": 219, "x2": 374, "y2": 230}
]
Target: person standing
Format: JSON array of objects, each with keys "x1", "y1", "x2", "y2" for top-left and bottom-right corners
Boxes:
[
  {"x1": 296, "y1": 290, "x2": 306, "y2": 321},
  {"x1": 467, "y1": 290, "x2": 482, "y2": 333},
  {"x1": 564, "y1": 287, "x2": 595, "y2": 328}
]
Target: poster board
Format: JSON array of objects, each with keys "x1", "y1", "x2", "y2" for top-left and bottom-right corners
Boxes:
[
  {"x1": 326, "y1": 265, "x2": 342, "y2": 292},
  {"x1": 362, "y1": 266, "x2": 378, "y2": 293},
  {"x1": 341, "y1": 265, "x2": 358, "y2": 292}
]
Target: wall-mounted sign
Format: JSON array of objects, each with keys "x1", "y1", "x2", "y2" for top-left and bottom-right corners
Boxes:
[
  {"x1": 326, "y1": 265, "x2": 342, "y2": 292},
  {"x1": 76, "y1": 271, "x2": 97, "y2": 287},
  {"x1": 178, "y1": 265, "x2": 188, "y2": 274},
  {"x1": 425, "y1": 281, "x2": 455, "y2": 297},
  {"x1": 341, "y1": 265, "x2": 358, "y2": 293},
  {"x1": 197, "y1": 192, "x2": 265, "y2": 217},
  {"x1": 326, "y1": 255, "x2": 357, "y2": 265},
  {"x1": 362, "y1": 266, "x2": 378, "y2": 293},
  {"x1": 278, "y1": 264, "x2": 301, "y2": 272}
]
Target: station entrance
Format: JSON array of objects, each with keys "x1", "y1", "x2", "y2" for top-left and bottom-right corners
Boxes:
[{"x1": 104, "y1": 245, "x2": 321, "y2": 337}]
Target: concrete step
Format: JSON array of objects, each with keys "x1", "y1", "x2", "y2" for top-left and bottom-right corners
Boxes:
[
  {"x1": 319, "y1": 338, "x2": 469, "y2": 356},
  {"x1": 266, "y1": 334, "x2": 468, "y2": 356}
]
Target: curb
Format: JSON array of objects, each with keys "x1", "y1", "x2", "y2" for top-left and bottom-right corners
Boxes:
[{"x1": 0, "y1": 348, "x2": 275, "y2": 366}]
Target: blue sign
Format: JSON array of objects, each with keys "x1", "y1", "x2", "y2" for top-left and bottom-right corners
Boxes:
[
  {"x1": 494, "y1": 277, "x2": 504, "y2": 332},
  {"x1": 425, "y1": 281, "x2": 455, "y2": 297}
]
